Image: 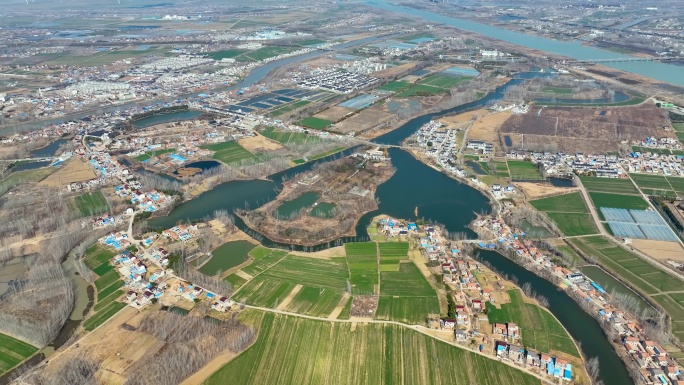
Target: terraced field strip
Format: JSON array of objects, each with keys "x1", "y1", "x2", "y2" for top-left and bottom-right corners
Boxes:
[
  {"x1": 205, "y1": 313, "x2": 541, "y2": 385},
  {"x1": 83, "y1": 244, "x2": 116, "y2": 271},
  {"x1": 0, "y1": 333, "x2": 38, "y2": 375},
  {"x1": 83, "y1": 301, "x2": 127, "y2": 332},
  {"x1": 579, "y1": 176, "x2": 640, "y2": 195},
  {"x1": 569, "y1": 235, "x2": 684, "y2": 339},
  {"x1": 530, "y1": 191, "x2": 597, "y2": 236},
  {"x1": 345, "y1": 242, "x2": 379, "y2": 295},
  {"x1": 487, "y1": 289, "x2": 580, "y2": 357},
  {"x1": 376, "y1": 262, "x2": 440, "y2": 324}
]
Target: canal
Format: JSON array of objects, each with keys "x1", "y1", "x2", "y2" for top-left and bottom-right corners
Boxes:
[{"x1": 149, "y1": 71, "x2": 634, "y2": 385}]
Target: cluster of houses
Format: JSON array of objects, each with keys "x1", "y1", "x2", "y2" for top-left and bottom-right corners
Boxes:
[
  {"x1": 161, "y1": 225, "x2": 198, "y2": 242},
  {"x1": 378, "y1": 217, "x2": 419, "y2": 236},
  {"x1": 295, "y1": 68, "x2": 379, "y2": 93},
  {"x1": 494, "y1": 341, "x2": 573, "y2": 381},
  {"x1": 98, "y1": 231, "x2": 132, "y2": 251},
  {"x1": 473, "y1": 216, "x2": 684, "y2": 384},
  {"x1": 109, "y1": 250, "x2": 168, "y2": 308},
  {"x1": 510, "y1": 151, "x2": 623, "y2": 179},
  {"x1": 466, "y1": 140, "x2": 494, "y2": 155},
  {"x1": 415, "y1": 120, "x2": 458, "y2": 162},
  {"x1": 114, "y1": 183, "x2": 174, "y2": 213}
]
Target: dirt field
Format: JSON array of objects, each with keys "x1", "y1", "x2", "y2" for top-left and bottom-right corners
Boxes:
[
  {"x1": 630, "y1": 239, "x2": 684, "y2": 262},
  {"x1": 515, "y1": 182, "x2": 577, "y2": 199},
  {"x1": 334, "y1": 106, "x2": 395, "y2": 135},
  {"x1": 499, "y1": 103, "x2": 671, "y2": 153},
  {"x1": 179, "y1": 349, "x2": 239, "y2": 385},
  {"x1": 372, "y1": 62, "x2": 417, "y2": 78},
  {"x1": 238, "y1": 134, "x2": 283, "y2": 151},
  {"x1": 314, "y1": 106, "x2": 355, "y2": 122},
  {"x1": 288, "y1": 245, "x2": 346, "y2": 259},
  {"x1": 328, "y1": 293, "x2": 351, "y2": 319},
  {"x1": 439, "y1": 108, "x2": 489, "y2": 127},
  {"x1": 39, "y1": 158, "x2": 95, "y2": 187},
  {"x1": 466, "y1": 111, "x2": 513, "y2": 144}
]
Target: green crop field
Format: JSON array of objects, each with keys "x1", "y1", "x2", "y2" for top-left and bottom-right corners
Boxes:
[
  {"x1": 546, "y1": 213, "x2": 598, "y2": 236},
  {"x1": 530, "y1": 192, "x2": 589, "y2": 213},
  {"x1": 94, "y1": 270, "x2": 119, "y2": 291},
  {"x1": 200, "y1": 141, "x2": 259, "y2": 165},
  {"x1": 580, "y1": 176, "x2": 639, "y2": 194},
  {"x1": 673, "y1": 123, "x2": 684, "y2": 132},
  {"x1": 629, "y1": 174, "x2": 673, "y2": 191},
  {"x1": 257, "y1": 255, "x2": 349, "y2": 291},
  {"x1": 298, "y1": 117, "x2": 334, "y2": 130},
  {"x1": 73, "y1": 191, "x2": 109, "y2": 217},
  {"x1": 199, "y1": 240, "x2": 255, "y2": 276},
  {"x1": 308, "y1": 147, "x2": 346, "y2": 161},
  {"x1": 232, "y1": 279, "x2": 296, "y2": 308},
  {"x1": 241, "y1": 248, "x2": 288, "y2": 276},
  {"x1": 97, "y1": 280, "x2": 124, "y2": 301},
  {"x1": 296, "y1": 39, "x2": 326, "y2": 46},
  {"x1": 94, "y1": 290, "x2": 123, "y2": 312},
  {"x1": 0, "y1": 167, "x2": 56, "y2": 196},
  {"x1": 395, "y1": 84, "x2": 445, "y2": 97},
  {"x1": 507, "y1": 160, "x2": 543, "y2": 180},
  {"x1": 284, "y1": 287, "x2": 344, "y2": 317},
  {"x1": 224, "y1": 274, "x2": 248, "y2": 290},
  {"x1": 269, "y1": 100, "x2": 310, "y2": 117},
  {"x1": 418, "y1": 74, "x2": 471, "y2": 89},
  {"x1": 0, "y1": 333, "x2": 38, "y2": 375},
  {"x1": 205, "y1": 313, "x2": 540, "y2": 385},
  {"x1": 588, "y1": 192, "x2": 649, "y2": 211},
  {"x1": 541, "y1": 86, "x2": 573, "y2": 95},
  {"x1": 491, "y1": 161, "x2": 510, "y2": 177},
  {"x1": 241, "y1": 46, "x2": 299, "y2": 62},
  {"x1": 84, "y1": 245, "x2": 116, "y2": 270},
  {"x1": 570, "y1": 236, "x2": 684, "y2": 340},
  {"x1": 93, "y1": 261, "x2": 114, "y2": 277},
  {"x1": 378, "y1": 81, "x2": 411, "y2": 92},
  {"x1": 337, "y1": 297, "x2": 353, "y2": 319},
  {"x1": 260, "y1": 126, "x2": 316, "y2": 145},
  {"x1": 377, "y1": 262, "x2": 439, "y2": 324},
  {"x1": 378, "y1": 242, "x2": 409, "y2": 257},
  {"x1": 134, "y1": 148, "x2": 175, "y2": 162},
  {"x1": 345, "y1": 242, "x2": 377, "y2": 257},
  {"x1": 487, "y1": 290, "x2": 579, "y2": 357},
  {"x1": 666, "y1": 176, "x2": 684, "y2": 195},
  {"x1": 83, "y1": 301, "x2": 127, "y2": 332}
]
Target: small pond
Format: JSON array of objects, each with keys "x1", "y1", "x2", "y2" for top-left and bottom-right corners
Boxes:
[
  {"x1": 274, "y1": 191, "x2": 319, "y2": 219},
  {"x1": 310, "y1": 202, "x2": 337, "y2": 218}
]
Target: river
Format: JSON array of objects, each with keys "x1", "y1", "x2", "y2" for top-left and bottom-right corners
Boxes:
[
  {"x1": 365, "y1": 0, "x2": 684, "y2": 87},
  {"x1": 149, "y1": 71, "x2": 634, "y2": 384}
]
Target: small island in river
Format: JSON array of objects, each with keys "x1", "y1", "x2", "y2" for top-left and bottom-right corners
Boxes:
[{"x1": 236, "y1": 151, "x2": 394, "y2": 246}]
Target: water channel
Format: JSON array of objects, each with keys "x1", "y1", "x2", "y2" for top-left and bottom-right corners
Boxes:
[{"x1": 149, "y1": 71, "x2": 634, "y2": 384}]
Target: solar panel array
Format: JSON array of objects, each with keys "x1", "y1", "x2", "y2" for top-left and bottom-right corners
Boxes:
[{"x1": 600, "y1": 207, "x2": 679, "y2": 242}]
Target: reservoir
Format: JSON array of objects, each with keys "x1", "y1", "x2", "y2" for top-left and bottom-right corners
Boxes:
[{"x1": 366, "y1": 0, "x2": 684, "y2": 86}]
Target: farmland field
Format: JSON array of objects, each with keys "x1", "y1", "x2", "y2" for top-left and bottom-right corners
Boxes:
[
  {"x1": 666, "y1": 176, "x2": 684, "y2": 195},
  {"x1": 487, "y1": 290, "x2": 579, "y2": 357},
  {"x1": 269, "y1": 100, "x2": 310, "y2": 117},
  {"x1": 378, "y1": 81, "x2": 411, "y2": 92},
  {"x1": 205, "y1": 313, "x2": 540, "y2": 385},
  {"x1": 200, "y1": 141, "x2": 258, "y2": 165},
  {"x1": 378, "y1": 242, "x2": 409, "y2": 257},
  {"x1": 395, "y1": 84, "x2": 445, "y2": 97},
  {"x1": 418, "y1": 74, "x2": 471, "y2": 89},
  {"x1": 308, "y1": 146, "x2": 346, "y2": 161},
  {"x1": 84, "y1": 245, "x2": 116, "y2": 270},
  {"x1": 93, "y1": 290, "x2": 123, "y2": 312},
  {"x1": 530, "y1": 191, "x2": 589, "y2": 213},
  {"x1": 241, "y1": 248, "x2": 288, "y2": 276},
  {"x1": 207, "y1": 49, "x2": 248, "y2": 60},
  {"x1": 337, "y1": 297, "x2": 353, "y2": 319},
  {"x1": 629, "y1": 174, "x2": 673, "y2": 191},
  {"x1": 93, "y1": 261, "x2": 114, "y2": 276},
  {"x1": 94, "y1": 270, "x2": 119, "y2": 291},
  {"x1": 198, "y1": 240, "x2": 255, "y2": 276},
  {"x1": 83, "y1": 301, "x2": 127, "y2": 332},
  {"x1": 345, "y1": 242, "x2": 378, "y2": 294},
  {"x1": 298, "y1": 117, "x2": 334, "y2": 130},
  {"x1": 507, "y1": 160, "x2": 543, "y2": 180},
  {"x1": 73, "y1": 191, "x2": 109, "y2": 217},
  {"x1": 588, "y1": 192, "x2": 649, "y2": 211},
  {"x1": 284, "y1": 287, "x2": 344, "y2": 317},
  {"x1": 224, "y1": 274, "x2": 248, "y2": 289},
  {"x1": 580, "y1": 176, "x2": 639, "y2": 194},
  {"x1": 0, "y1": 167, "x2": 56, "y2": 196},
  {"x1": 377, "y1": 262, "x2": 439, "y2": 324},
  {"x1": 97, "y1": 280, "x2": 124, "y2": 301},
  {"x1": 0, "y1": 333, "x2": 38, "y2": 375},
  {"x1": 257, "y1": 255, "x2": 349, "y2": 291},
  {"x1": 546, "y1": 212, "x2": 597, "y2": 236},
  {"x1": 570, "y1": 235, "x2": 684, "y2": 339},
  {"x1": 232, "y1": 279, "x2": 296, "y2": 308},
  {"x1": 260, "y1": 126, "x2": 316, "y2": 145}
]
